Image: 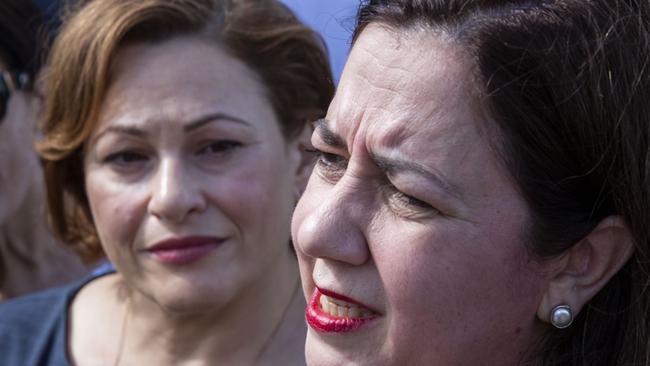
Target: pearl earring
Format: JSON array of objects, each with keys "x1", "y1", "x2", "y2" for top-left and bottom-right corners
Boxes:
[{"x1": 550, "y1": 305, "x2": 573, "y2": 329}]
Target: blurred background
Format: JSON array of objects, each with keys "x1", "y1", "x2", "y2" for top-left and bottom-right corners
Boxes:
[{"x1": 34, "y1": 0, "x2": 358, "y2": 84}]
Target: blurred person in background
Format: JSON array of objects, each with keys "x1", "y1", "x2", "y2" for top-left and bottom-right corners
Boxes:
[
  {"x1": 0, "y1": 0, "x2": 333, "y2": 365},
  {"x1": 0, "y1": 0, "x2": 86, "y2": 301}
]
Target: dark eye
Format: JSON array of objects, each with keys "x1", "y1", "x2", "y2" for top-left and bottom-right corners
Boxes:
[
  {"x1": 102, "y1": 150, "x2": 149, "y2": 175},
  {"x1": 308, "y1": 148, "x2": 347, "y2": 183},
  {"x1": 104, "y1": 151, "x2": 147, "y2": 165},
  {"x1": 198, "y1": 140, "x2": 242, "y2": 156}
]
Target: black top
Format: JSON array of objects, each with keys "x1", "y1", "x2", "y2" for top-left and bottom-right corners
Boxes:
[{"x1": 0, "y1": 272, "x2": 110, "y2": 366}]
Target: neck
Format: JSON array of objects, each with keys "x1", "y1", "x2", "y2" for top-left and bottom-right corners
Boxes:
[{"x1": 117, "y1": 253, "x2": 306, "y2": 365}]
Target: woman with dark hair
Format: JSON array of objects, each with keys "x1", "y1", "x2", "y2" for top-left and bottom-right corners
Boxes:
[
  {"x1": 292, "y1": 0, "x2": 650, "y2": 364},
  {"x1": 0, "y1": 0, "x2": 333, "y2": 364},
  {"x1": 0, "y1": 0, "x2": 86, "y2": 301}
]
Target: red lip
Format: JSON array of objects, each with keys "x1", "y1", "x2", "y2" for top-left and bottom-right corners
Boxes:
[
  {"x1": 146, "y1": 236, "x2": 225, "y2": 265},
  {"x1": 306, "y1": 287, "x2": 378, "y2": 333}
]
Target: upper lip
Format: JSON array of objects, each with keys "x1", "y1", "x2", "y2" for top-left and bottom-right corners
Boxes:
[
  {"x1": 317, "y1": 286, "x2": 380, "y2": 314},
  {"x1": 146, "y1": 236, "x2": 225, "y2": 251}
]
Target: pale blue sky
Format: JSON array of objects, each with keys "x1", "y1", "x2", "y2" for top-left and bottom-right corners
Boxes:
[
  {"x1": 279, "y1": 0, "x2": 359, "y2": 84},
  {"x1": 35, "y1": 0, "x2": 359, "y2": 83}
]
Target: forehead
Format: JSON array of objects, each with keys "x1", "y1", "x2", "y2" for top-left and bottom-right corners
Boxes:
[
  {"x1": 330, "y1": 24, "x2": 489, "y2": 156},
  {"x1": 96, "y1": 37, "x2": 269, "y2": 129}
]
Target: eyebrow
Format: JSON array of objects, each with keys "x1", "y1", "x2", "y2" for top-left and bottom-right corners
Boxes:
[
  {"x1": 183, "y1": 112, "x2": 251, "y2": 132},
  {"x1": 314, "y1": 118, "x2": 347, "y2": 149},
  {"x1": 314, "y1": 118, "x2": 462, "y2": 199},
  {"x1": 371, "y1": 153, "x2": 463, "y2": 199},
  {"x1": 92, "y1": 112, "x2": 251, "y2": 143}
]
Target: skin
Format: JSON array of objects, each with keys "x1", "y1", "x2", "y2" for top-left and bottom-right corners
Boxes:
[
  {"x1": 0, "y1": 59, "x2": 85, "y2": 300},
  {"x1": 0, "y1": 61, "x2": 40, "y2": 224},
  {"x1": 69, "y1": 37, "x2": 308, "y2": 365},
  {"x1": 292, "y1": 26, "x2": 552, "y2": 365}
]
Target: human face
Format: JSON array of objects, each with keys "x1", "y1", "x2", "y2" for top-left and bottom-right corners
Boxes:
[
  {"x1": 0, "y1": 60, "x2": 40, "y2": 224},
  {"x1": 292, "y1": 26, "x2": 550, "y2": 365},
  {"x1": 84, "y1": 37, "x2": 303, "y2": 312}
]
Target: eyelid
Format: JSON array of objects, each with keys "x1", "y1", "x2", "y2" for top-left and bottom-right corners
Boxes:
[
  {"x1": 309, "y1": 147, "x2": 348, "y2": 183},
  {"x1": 103, "y1": 150, "x2": 148, "y2": 164},
  {"x1": 383, "y1": 184, "x2": 440, "y2": 220},
  {"x1": 197, "y1": 140, "x2": 242, "y2": 154}
]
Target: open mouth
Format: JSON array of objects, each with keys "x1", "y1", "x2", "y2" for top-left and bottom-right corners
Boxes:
[
  {"x1": 319, "y1": 293, "x2": 375, "y2": 318},
  {"x1": 306, "y1": 288, "x2": 378, "y2": 333}
]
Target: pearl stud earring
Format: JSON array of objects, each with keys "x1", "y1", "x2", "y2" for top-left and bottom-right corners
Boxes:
[{"x1": 550, "y1": 305, "x2": 573, "y2": 329}]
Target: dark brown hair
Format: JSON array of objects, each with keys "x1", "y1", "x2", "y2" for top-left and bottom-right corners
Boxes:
[
  {"x1": 0, "y1": 0, "x2": 45, "y2": 82},
  {"x1": 354, "y1": 0, "x2": 650, "y2": 365},
  {"x1": 37, "y1": 0, "x2": 334, "y2": 262}
]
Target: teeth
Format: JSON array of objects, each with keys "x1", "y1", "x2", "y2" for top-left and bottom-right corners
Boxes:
[
  {"x1": 349, "y1": 306, "x2": 361, "y2": 317},
  {"x1": 319, "y1": 294, "x2": 372, "y2": 318}
]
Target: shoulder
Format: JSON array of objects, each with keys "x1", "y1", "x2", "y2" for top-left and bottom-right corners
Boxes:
[{"x1": 0, "y1": 276, "x2": 94, "y2": 366}]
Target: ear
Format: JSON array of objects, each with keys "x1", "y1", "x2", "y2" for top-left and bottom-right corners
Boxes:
[
  {"x1": 537, "y1": 216, "x2": 634, "y2": 325},
  {"x1": 288, "y1": 123, "x2": 316, "y2": 201}
]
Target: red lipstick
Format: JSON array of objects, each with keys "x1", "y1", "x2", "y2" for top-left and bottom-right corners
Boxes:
[
  {"x1": 146, "y1": 236, "x2": 224, "y2": 265},
  {"x1": 306, "y1": 287, "x2": 378, "y2": 333}
]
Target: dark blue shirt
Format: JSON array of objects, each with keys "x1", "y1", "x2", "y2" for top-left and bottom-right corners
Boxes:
[{"x1": 0, "y1": 273, "x2": 109, "y2": 366}]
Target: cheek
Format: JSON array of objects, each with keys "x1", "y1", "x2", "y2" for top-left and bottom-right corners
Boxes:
[
  {"x1": 85, "y1": 173, "x2": 148, "y2": 251},
  {"x1": 214, "y1": 151, "x2": 295, "y2": 240},
  {"x1": 373, "y1": 218, "x2": 544, "y2": 355}
]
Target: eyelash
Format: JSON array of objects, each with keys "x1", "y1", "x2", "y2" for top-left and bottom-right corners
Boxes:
[
  {"x1": 383, "y1": 184, "x2": 439, "y2": 219},
  {"x1": 103, "y1": 151, "x2": 147, "y2": 165},
  {"x1": 308, "y1": 148, "x2": 348, "y2": 183},
  {"x1": 197, "y1": 140, "x2": 242, "y2": 157}
]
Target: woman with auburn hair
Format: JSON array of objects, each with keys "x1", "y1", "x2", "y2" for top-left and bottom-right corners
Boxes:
[
  {"x1": 0, "y1": 0, "x2": 86, "y2": 301},
  {"x1": 0, "y1": 0, "x2": 333, "y2": 364},
  {"x1": 292, "y1": 0, "x2": 650, "y2": 365}
]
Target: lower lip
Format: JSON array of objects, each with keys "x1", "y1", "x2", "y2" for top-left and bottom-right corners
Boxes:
[
  {"x1": 148, "y1": 242, "x2": 221, "y2": 265},
  {"x1": 305, "y1": 289, "x2": 377, "y2": 333}
]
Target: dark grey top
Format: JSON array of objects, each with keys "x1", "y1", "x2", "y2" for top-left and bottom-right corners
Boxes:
[{"x1": 0, "y1": 272, "x2": 110, "y2": 366}]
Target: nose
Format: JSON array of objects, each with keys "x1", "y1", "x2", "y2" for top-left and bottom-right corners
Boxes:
[
  {"x1": 147, "y1": 156, "x2": 207, "y2": 224},
  {"x1": 294, "y1": 178, "x2": 371, "y2": 266}
]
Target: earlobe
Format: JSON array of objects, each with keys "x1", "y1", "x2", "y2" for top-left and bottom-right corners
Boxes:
[{"x1": 537, "y1": 216, "x2": 634, "y2": 326}]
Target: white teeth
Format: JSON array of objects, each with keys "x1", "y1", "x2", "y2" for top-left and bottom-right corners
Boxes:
[
  {"x1": 349, "y1": 306, "x2": 361, "y2": 317},
  {"x1": 319, "y1": 294, "x2": 372, "y2": 318}
]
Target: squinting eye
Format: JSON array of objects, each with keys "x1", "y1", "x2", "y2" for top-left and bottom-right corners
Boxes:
[
  {"x1": 308, "y1": 148, "x2": 347, "y2": 183},
  {"x1": 385, "y1": 185, "x2": 439, "y2": 219},
  {"x1": 392, "y1": 190, "x2": 431, "y2": 209},
  {"x1": 198, "y1": 140, "x2": 242, "y2": 156}
]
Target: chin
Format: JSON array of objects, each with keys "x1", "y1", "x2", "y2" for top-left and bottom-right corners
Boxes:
[
  {"x1": 305, "y1": 333, "x2": 381, "y2": 366},
  {"x1": 145, "y1": 277, "x2": 236, "y2": 315},
  {"x1": 155, "y1": 289, "x2": 229, "y2": 315}
]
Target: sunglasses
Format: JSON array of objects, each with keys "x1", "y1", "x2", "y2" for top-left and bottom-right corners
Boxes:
[{"x1": 0, "y1": 70, "x2": 31, "y2": 124}]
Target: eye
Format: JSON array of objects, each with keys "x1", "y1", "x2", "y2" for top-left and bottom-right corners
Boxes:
[
  {"x1": 308, "y1": 148, "x2": 347, "y2": 183},
  {"x1": 197, "y1": 140, "x2": 242, "y2": 157},
  {"x1": 384, "y1": 185, "x2": 440, "y2": 219},
  {"x1": 101, "y1": 150, "x2": 149, "y2": 175},
  {"x1": 103, "y1": 151, "x2": 148, "y2": 165}
]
